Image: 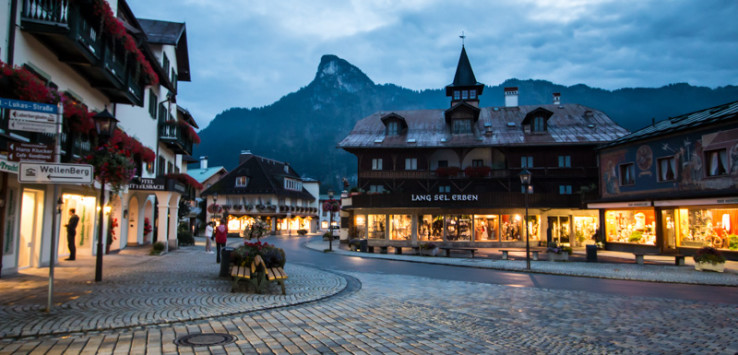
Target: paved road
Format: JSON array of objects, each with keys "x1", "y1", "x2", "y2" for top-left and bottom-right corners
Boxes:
[{"x1": 0, "y1": 235, "x2": 736, "y2": 354}]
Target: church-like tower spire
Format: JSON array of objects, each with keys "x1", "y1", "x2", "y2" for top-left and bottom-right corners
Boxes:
[{"x1": 445, "y1": 44, "x2": 484, "y2": 107}]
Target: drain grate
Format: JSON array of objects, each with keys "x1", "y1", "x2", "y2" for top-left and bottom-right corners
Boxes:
[{"x1": 175, "y1": 333, "x2": 236, "y2": 347}]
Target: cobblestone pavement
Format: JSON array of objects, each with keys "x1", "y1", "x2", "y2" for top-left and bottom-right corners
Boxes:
[{"x1": 1, "y1": 239, "x2": 737, "y2": 354}]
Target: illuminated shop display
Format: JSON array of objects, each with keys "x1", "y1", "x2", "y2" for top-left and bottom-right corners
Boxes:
[
  {"x1": 605, "y1": 209, "x2": 656, "y2": 245},
  {"x1": 573, "y1": 216, "x2": 598, "y2": 245},
  {"x1": 227, "y1": 215, "x2": 274, "y2": 236},
  {"x1": 444, "y1": 215, "x2": 472, "y2": 241},
  {"x1": 368, "y1": 214, "x2": 386, "y2": 239},
  {"x1": 672, "y1": 208, "x2": 738, "y2": 250},
  {"x1": 474, "y1": 215, "x2": 499, "y2": 241},
  {"x1": 418, "y1": 215, "x2": 443, "y2": 241},
  {"x1": 389, "y1": 215, "x2": 412, "y2": 240}
]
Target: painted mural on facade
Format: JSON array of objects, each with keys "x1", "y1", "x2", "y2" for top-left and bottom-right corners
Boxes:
[{"x1": 601, "y1": 127, "x2": 738, "y2": 198}]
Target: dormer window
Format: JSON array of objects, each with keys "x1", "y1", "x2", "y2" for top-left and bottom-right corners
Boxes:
[
  {"x1": 452, "y1": 119, "x2": 472, "y2": 134},
  {"x1": 532, "y1": 116, "x2": 545, "y2": 132},
  {"x1": 284, "y1": 178, "x2": 303, "y2": 191},
  {"x1": 462, "y1": 90, "x2": 469, "y2": 99},
  {"x1": 235, "y1": 176, "x2": 249, "y2": 187},
  {"x1": 470, "y1": 90, "x2": 476, "y2": 99},
  {"x1": 387, "y1": 121, "x2": 399, "y2": 136},
  {"x1": 454, "y1": 90, "x2": 460, "y2": 100}
]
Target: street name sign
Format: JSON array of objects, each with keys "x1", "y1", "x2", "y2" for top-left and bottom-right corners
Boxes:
[
  {"x1": 8, "y1": 109, "x2": 58, "y2": 134},
  {"x1": 8, "y1": 142, "x2": 54, "y2": 162},
  {"x1": 0, "y1": 98, "x2": 58, "y2": 113},
  {"x1": 18, "y1": 162, "x2": 94, "y2": 184}
]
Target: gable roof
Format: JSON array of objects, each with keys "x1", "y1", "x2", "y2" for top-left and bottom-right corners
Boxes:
[
  {"x1": 338, "y1": 103, "x2": 629, "y2": 149},
  {"x1": 138, "y1": 19, "x2": 191, "y2": 82},
  {"x1": 600, "y1": 99, "x2": 738, "y2": 149},
  {"x1": 187, "y1": 166, "x2": 226, "y2": 184},
  {"x1": 201, "y1": 154, "x2": 315, "y2": 201}
]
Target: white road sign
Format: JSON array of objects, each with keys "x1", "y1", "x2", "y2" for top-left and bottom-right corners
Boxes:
[
  {"x1": 18, "y1": 162, "x2": 94, "y2": 184},
  {"x1": 8, "y1": 109, "x2": 59, "y2": 134}
]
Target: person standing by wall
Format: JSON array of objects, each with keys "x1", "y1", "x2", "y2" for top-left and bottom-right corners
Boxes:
[
  {"x1": 65, "y1": 209, "x2": 79, "y2": 261},
  {"x1": 204, "y1": 222, "x2": 214, "y2": 254},
  {"x1": 214, "y1": 219, "x2": 228, "y2": 263}
]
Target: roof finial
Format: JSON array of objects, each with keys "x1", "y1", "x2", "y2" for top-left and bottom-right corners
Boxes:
[{"x1": 459, "y1": 31, "x2": 466, "y2": 46}]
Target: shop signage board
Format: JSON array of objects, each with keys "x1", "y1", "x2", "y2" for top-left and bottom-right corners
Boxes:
[
  {"x1": 128, "y1": 177, "x2": 166, "y2": 191},
  {"x1": 0, "y1": 156, "x2": 20, "y2": 174},
  {"x1": 18, "y1": 162, "x2": 93, "y2": 184},
  {"x1": 8, "y1": 142, "x2": 54, "y2": 162}
]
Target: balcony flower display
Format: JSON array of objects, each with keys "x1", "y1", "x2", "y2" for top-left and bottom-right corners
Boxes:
[
  {"x1": 178, "y1": 119, "x2": 201, "y2": 144},
  {"x1": 0, "y1": 61, "x2": 59, "y2": 104},
  {"x1": 91, "y1": 0, "x2": 158, "y2": 85},
  {"x1": 62, "y1": 95, "x2": 96, "y2": 137},
  {"x1": 436, "y1": 166, "x2": 461, "y2": 177},
  {"x1": 464, "y1": 166, "x2": 491, "y2": 178}
]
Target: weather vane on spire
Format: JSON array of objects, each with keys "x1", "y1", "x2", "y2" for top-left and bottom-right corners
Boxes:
[{"x1": 460, "y1": 31, "x2": 466, "y2": 46}]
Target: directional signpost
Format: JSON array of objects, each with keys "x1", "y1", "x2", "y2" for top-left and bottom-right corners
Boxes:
[
  {"x1": 1, "y1": 97, "x2": 59, "y2": 134},
  {"x1": 8, "y1": 142, "x2": 54, "y2": 162},
  {"x1": 18, "y1": 162, "x2": 94, "y2": 184}
]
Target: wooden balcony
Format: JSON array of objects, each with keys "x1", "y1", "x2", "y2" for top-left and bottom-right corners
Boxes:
[
  {"x1": 159, "y1": 122, "x2": 193, "y2": 155},
  {"x1": 350, "y1": 191, "x2": 597, "y2": 210},
  {"x1": 360, "y1": 167, "x2": 598, "y2": 180},
  {"x1": 20, "y1": 0, "x2": 144, "y2": 106}
]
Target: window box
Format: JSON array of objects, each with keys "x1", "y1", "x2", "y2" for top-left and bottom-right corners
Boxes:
[{"x1": 436, "y1": 167, "x2": 461, "y2": 177}]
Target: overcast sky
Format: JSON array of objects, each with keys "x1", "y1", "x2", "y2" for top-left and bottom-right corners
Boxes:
[{"x1": 126, "y1": 0, "x2": 738, "y2": 129}]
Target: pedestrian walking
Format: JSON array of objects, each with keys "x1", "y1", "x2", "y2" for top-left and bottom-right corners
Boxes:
[
  {"x1": 64, "y1": 209, "x2": 79, "y2": 260},
  {"x1": 204, "y1": 222, "x2": 214, "y2": 254},
  {"x1": 214, "y1": 219, "x2": 228, "y2": 263}
]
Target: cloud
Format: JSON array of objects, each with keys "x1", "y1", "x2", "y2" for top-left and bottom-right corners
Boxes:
[{"x1": 126, "y1": 0, "x2": 738, "y2": 128}]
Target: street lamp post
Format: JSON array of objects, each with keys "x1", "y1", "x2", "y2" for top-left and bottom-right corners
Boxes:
[
  {"x1": 93, "y1": 107, "x2": 118, "y2": 282},
  {"x1": 328, "y1": 190, "x2": 334, "y2": 252},
  {"x1": 519, "y1": 169, "x2": 532, "y2": 270}
]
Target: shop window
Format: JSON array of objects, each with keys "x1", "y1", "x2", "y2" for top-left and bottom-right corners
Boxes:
[
  {"x1": 372, "y1": 158, "x2": 383, "y2": 170},
  {"x1": 474, "y1": 215, "x2": 499, "y2": 241},
  {"x1": 389, "y1": 215, "x2": 412, "y2": 240},
  {"x1": 559, "y1": 185, "x2": 572, "y2": 195},
  {"x1": 619, "y1": 163, "x2": 635, "y2": 186},
  {"x1": 573, "y1": 216, "x2": 598, "y2": 246},
  {"x1": 705, "y1": 149, "x2": 728, "y2": 176},
  {"x1": 678, "y1": 208, "x2": 737, "y2": 250},
  {"x1": 445, "y1": 215, "x2": 472, "y2": 241},
  {"x1": 521, "y1": 156, "x2": 533, "y2": 168},
  {"x1": 525, "y1": 215, "x2": 540, "y2": 240},
  {"x1": 405, "y1": 158, "x2": 417, "y2": 170},
  {"x1": 418, "y1": 215, "x2": 443, "y2": 241},
  {"x1": 558, "y1": 155, "x2": 571, "y2": 168},
  {"x1": 368, "y1": 214, "x2": 385, "y2": 239},
  {"x1": 500, "y1": 214, "x2": 523, "y2": 241},
  {"x1": 548, "y1": 216, "x2": 571, "y2": 245},
  {"x1": 657, "y1": 156, "x2": 677, "y2": 182},
  {"x1": 604, "y1": 210, "x2": 656, "y2": 245}
]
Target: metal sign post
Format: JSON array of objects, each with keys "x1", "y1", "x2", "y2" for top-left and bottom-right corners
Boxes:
[{"x1": 47, "y1": 102, "x2": 62, "y2": 312}]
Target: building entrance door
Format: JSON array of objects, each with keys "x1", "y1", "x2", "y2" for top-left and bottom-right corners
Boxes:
[
  {"x1": 19, "y1": 189, "x2": 44, "y2": 269},
  {"x1": 548, "y1": 216, "x2": 571, "y2": 246},
  {"x1": 661, "y1": 209, "x2": 678, "y2": 253}
]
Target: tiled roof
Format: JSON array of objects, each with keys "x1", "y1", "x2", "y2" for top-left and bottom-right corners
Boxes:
[
  {"x1": 600, "y1": 99, "x2": 738, "y2": 149},
  {"x1": 338, "y1": 103, "x2": 629, "y2": 149},
  {"x1": 201, "y1": 155, "x2": 315, "y2": 201}
]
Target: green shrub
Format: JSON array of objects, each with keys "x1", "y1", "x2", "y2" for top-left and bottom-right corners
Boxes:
[
  {"x1": 297, "y1": 229, "x2": 308, "y2": 236},
  {"x1": 693, "y1": 247, "x2": 726, "y2": 265},
  {"x1": 151, "y1": 241, "x2": 165, "y2": 255},
  {"x1": 728, "y1": 234, "x2": 738, "y2": 250},
  {"x1": 177, "y1": 230, "x2": 194, "y2": 246}
]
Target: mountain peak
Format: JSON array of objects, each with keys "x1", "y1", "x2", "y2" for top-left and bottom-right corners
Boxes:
[{"x1": 314, "y1": 55, "x2": 374, "y2": 93}]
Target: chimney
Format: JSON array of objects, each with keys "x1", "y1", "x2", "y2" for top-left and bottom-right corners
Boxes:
[
  {"x1": 199, "y1": 156, "x2": 208, "y2": 170},
  {"x1": 553, "y1": 92, "x2": 561, "y2": 106},
  {"x1": 504, "y1": 87, "x2": 519, "y2": 107},
  {"x1": 239, "y1": 150, "x2": 253, "y2": 164}
]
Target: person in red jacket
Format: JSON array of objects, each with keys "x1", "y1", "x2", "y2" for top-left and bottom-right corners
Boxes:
[{"x1": 214, "y1": 219, "x2": 228, "y2": 263}]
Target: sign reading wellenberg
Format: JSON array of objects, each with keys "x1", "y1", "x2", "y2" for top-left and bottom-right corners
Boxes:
[{"x1": 18, "y1": 162, "x2": 93, "y2": 184}]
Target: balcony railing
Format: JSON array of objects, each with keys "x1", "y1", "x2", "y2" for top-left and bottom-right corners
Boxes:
[
  {"x1": 159, "y1": 122, "x2": 193, "y2": 155},
  {"x1": 359, "y1": 167, "x2": 598, "y2": 180},
  {"x1": 350, "y1": 191, "x2": 597, "y2": 209},
  {"x1": 20, "y1": 0, "x2": 144, "y2": 106}
]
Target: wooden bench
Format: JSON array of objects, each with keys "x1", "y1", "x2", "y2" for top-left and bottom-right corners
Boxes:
[
  {"x1": 439, "y1": 247, "x2": 477, "y2": 258},
  {"x1": 231, "y1": 255, "x2": 288, "y2": 295},
  {"x1": 634, "y1": 253, "x2": 687, "y2": 266}
]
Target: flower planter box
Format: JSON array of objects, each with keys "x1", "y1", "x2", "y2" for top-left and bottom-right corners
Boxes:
[
  {"x1": 547, "y1": 251, "x2": 569, "y2": 261},
  {"x1": 694, "y1": 261, "x2": 725, "y2": 272}
]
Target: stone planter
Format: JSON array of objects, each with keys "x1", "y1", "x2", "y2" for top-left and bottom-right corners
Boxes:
[
  {"x1": 694, "y1": 261, "x2": 725, "y2": 272},
  {"x1": 547, "y1": 251, "x2": 569, "y2": 261}
]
